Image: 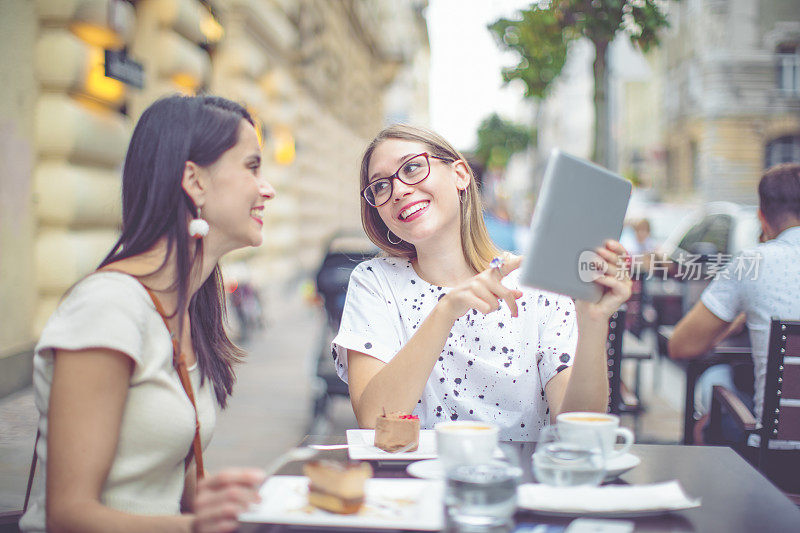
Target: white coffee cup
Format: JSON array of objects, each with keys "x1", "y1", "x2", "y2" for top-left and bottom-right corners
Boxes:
[
  {"x1": 556, "y1": 412, "x2": 634, "y2": 458},
  {"x1": 435, "y1": 421, "x2": 499, "y2": 472}
]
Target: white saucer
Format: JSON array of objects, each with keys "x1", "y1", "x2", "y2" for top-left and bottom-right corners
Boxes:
[
  {"x1": 406, "y1": 459, "x2": 445, "y2": 480},
  {"x1": 408, "y1": 453, "x2": 639, "y2": 481},
  {"x1": 604, "y1": 452, "x2": 641, "y2": 480}
]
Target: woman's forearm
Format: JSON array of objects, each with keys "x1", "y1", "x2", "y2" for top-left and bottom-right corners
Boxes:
[
  {"x1": 555, "y1": 311, "x2": 610, "y2": 417},
  {"x1": 353, "y1": 304, "x2": 455, "y2": 427},
  {"x1": 48, "y1": 501, "x2": 193, "y2": 533}
]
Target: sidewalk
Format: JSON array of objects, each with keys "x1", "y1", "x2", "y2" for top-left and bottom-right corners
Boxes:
[{"x1": 204, "y1": 292, "x2": 343, "y2": 471}]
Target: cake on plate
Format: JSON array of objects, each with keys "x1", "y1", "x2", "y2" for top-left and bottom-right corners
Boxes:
[
  {"x1": 374, "y1": 411, "x2": 420, "y2": 452},
  {"x1": 303, "y1": 460, "x2": 372, "y2": 514}
]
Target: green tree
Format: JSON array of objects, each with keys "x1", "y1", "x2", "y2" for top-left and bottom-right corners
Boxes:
[
  {"x1": 474, "y1": 113, "x2": 533, "y2": 171},
  {"x1": 490, "y1": 0, "x2": 670, "y2": 166}
]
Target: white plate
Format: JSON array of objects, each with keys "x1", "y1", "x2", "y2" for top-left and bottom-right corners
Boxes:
[
  {"x1": 604, "y1": 452, "x2": 641, "y2": 481},
  {"x1": 347, "y1": 429, "x2": 438, "y2": 461},
  {"x1": 239, "y1": 475, "x2": 445, "y2": 530}
]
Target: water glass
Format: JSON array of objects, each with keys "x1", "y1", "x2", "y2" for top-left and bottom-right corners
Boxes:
[
  {"x1": 532, "y1": 425, "x2": 605, "y2": 487},
  {"x1": 444, "y1": 446, "x2": 522, "y2": 531}
]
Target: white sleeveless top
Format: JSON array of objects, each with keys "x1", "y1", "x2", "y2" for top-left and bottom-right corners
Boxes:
[{"x1": 20, "y1": 272, "x2": 216, "y2": 532}]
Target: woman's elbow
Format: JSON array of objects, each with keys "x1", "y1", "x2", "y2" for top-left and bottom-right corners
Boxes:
[
  {"x1": 46, "y1": 498, "x2": 92, "y2": 533},
  {"x1": 353, "y1": 402, "x2": 376, "y2": 429},
  {"x1": 46, "y1": 507, "x2": 73, "y2": 533},
  {"x1": 667, "y1": 337, "x2": 702, "y2": 360}
]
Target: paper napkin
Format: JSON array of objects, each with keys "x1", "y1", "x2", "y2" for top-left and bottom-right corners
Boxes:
[{"x1": 517, "y1": 480, "x2": 701, "y2": 514}]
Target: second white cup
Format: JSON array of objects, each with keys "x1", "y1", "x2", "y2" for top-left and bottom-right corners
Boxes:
[
  {"x1": 435, "y1": 421, "x2": 499, "y2": 472},
  {"x1": 556, "y1": 412, "x2": 634, "y2": 458}
]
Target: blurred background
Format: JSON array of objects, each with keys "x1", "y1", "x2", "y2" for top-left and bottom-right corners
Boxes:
[{"x1": 1, "y1": 0, "x2": 800, "y2": 513}]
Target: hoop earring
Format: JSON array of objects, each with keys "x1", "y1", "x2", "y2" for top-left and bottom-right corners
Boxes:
[
  {"x1": 189, "y1": 207, "x2": 210, "y2": 238},
  {"x1": 387, "y1": 229, "x2": 402, "y2": 245}
]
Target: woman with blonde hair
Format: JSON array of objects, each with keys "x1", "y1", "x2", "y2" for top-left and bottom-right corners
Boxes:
[{"x1": 332, "y1": 124, "x2": 631, "y2": 439}]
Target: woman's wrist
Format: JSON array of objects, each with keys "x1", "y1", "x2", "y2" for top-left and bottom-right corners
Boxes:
[
  {"x1": 182, "y1": 514, "x2": 197, "y2": 533},
  {"x1": 575, "y1": 300, "x2": 615, "y2": 324},
  {"x1": 434, "y1": 294, "x2": 460, "y2": 325}
]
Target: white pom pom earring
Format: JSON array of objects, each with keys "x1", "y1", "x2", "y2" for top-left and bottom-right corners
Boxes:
[{"x1": 188, "y1": 207, "x2": 210, "y2": 238}]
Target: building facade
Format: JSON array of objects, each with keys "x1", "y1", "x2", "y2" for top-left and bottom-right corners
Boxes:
[
  {"x1": 0, "y1": 0, "x2": 430, "y2": 397},
  {"x1": 658, "y1": 0, "x2": 800, "y2": 202}
]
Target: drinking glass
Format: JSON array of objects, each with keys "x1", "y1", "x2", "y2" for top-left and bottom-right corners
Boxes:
[
  {"x1": 444, "y1": 444, "x2": 522, "y2": 531},
  {"x1": 531, "y1": 425, "x2": 606, "y2": 487}
]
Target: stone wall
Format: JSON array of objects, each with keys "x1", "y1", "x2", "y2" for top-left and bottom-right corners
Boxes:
[{"x1": 0, "y1": 0, "x2": 430, "y2": 398}]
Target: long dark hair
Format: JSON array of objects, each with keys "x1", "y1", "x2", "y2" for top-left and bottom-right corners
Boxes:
[{"x1": 99, "y1": 95, "x2": 253, "y2": 408}]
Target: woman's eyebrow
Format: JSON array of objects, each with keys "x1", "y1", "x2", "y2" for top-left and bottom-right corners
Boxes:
[
  {"x1": 245, "y1": 154, "x2": 261, "y2": 164},
  {"x1": 369, "y1": 153, "x2": 418, "y2": 182}
]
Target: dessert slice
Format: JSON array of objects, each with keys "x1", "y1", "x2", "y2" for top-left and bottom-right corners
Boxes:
[
  {"x1": 374, "y1": 411, "x2": 420, "y2": 452},
  {"x1": 303, "y1": 460, "x2": 372, "y2": 514}
]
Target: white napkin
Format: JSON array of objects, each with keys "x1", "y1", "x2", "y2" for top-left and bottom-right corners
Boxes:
[{"x1": 517, "y1": 481, "x2": 701, "y2": 514}]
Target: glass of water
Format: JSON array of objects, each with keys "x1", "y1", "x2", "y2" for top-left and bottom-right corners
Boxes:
[
  {"x1": 532, "y1": 425, "x2": 606, "y2": 487},
  {"x1": 444, "y1": 445, "x2": 523, "y2": 531}
]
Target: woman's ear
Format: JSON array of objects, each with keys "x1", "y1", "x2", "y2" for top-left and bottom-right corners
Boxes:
[
  {"x1": 181, "y1": 161, "x2": 207, "y2": 209},
  {"x1": 452, "y1": 160, "x2": 471, "y2": 191}
]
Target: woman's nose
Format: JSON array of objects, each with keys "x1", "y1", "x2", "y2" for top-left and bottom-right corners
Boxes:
[
  {"x1": 391, "y1": 177, "x2": 414, "y2": 201},
  {"x1": 259, "y1": 177, "x2": 276, "y2": 200}
]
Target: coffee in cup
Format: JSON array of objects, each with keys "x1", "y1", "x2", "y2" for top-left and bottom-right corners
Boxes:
[
  {"x1": 556, "y1": 412, "x2": 634, "y2": 458},
  {"x1": 435, "y1": 421, "x2": 499, "y2": 472}
]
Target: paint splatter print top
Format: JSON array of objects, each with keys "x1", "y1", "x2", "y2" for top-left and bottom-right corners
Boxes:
[{"x1": 332, "y1": 257, "x2": 578, "y2": 441}]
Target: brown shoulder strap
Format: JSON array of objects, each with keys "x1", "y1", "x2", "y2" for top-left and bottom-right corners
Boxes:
[
  {"x1": 98, "y1": 269, "x2": 204, "y2": 479},
  {"x1": 24, "y1": 270, "x2": 207, "y2": 513},
  {"x1": 23, "y1": 430, "x2": 39, "y2": 513},
  {"x1": 141, "y1": 285, "x2": 205, "y2": 479}
]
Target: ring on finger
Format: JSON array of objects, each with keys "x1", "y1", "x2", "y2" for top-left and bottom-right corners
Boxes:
[{"x1": 490, "y1": 256, "x2": 505, "y2": 276}]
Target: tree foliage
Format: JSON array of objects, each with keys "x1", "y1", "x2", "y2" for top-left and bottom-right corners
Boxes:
[
  {"x1": 474, "y1": 113, "x2": 533, "y2": 170},
  {"x1": 490, "y1": 0, "x2": 671, "y2": 163},
  {"x1": 490, "y1": 3, "x2": 569, "y2": 100}
]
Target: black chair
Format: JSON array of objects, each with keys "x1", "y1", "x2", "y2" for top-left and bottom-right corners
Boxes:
[
  {"x1": 607, "y1": 308, "x2": 644, "y2": 418},
  {"x1": 310, "y1": 232, "x2": 378, "y2": 427},
  {"x1": 709, "y1": 318, "x2": 800, "y2": 502},
  {"x1": 0, "y1": 512, "x2": 22, "y2": 533}
]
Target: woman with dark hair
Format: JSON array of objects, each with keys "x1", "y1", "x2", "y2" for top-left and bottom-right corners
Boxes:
[
  {"x1": 333, "y1": 124, "x2": 631, "y2": 439},
  {"x1": 20, "y1": 95, "x2": 274, "y2": 532}
]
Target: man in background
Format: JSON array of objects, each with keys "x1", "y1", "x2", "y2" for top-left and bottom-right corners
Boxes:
[{"x1": 669, "y1": 162, "x2": 800, "y2": 493}]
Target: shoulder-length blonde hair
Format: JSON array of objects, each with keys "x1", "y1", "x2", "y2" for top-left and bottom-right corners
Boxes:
[{"x1": 359, "y1": 124, "x2": 501, "y2": 273}]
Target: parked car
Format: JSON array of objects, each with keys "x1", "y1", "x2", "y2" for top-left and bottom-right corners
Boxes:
[
  {"x1": 649, "y1": 202, "x2": 761, "y2": 327},
  {"x1": 659, "y1": 201, "x2": 761, "y2": 262},
  {"x1": 624, "y1": 193, "x2": 700, "y2": 251}
]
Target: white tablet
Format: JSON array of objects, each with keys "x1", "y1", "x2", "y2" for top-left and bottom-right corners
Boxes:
[{"x1": 519, "y1": 149, "x2": 632, "y2": 302}]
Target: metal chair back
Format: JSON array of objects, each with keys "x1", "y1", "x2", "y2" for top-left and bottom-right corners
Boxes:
[
  {"x1": 606, "y1": 308, "x2": 625, "y2": 414},
  {"x1": 760, "y1": 318, "x2": 800, "y2": 464}
]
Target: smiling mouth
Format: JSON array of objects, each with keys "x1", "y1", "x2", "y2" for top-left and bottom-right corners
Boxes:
[
  {"x1": 399, "y1": 201, "x2": 430, "y2": 221},
  {"x1": 250, "y1": 207, "x2": 264, "y2": 224}
]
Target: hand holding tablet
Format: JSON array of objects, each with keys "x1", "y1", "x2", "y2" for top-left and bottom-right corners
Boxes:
[{"x1": 519, "y1": 150, "x2": 632, "y2": 303}]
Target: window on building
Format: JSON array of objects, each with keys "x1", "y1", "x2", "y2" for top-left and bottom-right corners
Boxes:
[
  {"x1": 776, "y1": 43, "x2": 800, "y2": 96},
  {"x1": 765, "y1": 135, "x2": 800, "y2": 168}
]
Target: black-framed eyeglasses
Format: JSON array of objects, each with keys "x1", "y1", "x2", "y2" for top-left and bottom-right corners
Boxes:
[{"x1": 361, "y1": 152, "x2": 450, "y2": 207}]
